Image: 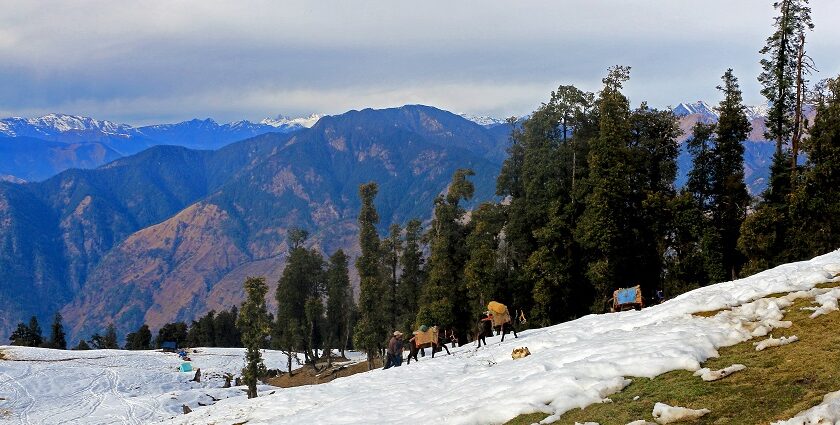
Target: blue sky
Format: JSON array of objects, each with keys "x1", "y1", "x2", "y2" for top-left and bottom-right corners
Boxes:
[{"x1": 1, "y1": 0, "x2": 838, "y2": 125}]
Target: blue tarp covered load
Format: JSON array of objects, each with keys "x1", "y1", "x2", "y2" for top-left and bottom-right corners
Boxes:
[
  {"x1": 612, "y1": 285, "x2": 643, "y2": 311},
  {"x1": 616, "y1": 287, "x2": 639, "y2": 305}
]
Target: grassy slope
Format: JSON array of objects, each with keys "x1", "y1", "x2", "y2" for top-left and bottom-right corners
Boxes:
[{"x1": 506, "y1": 283, "x2": 840, "y2": 425}]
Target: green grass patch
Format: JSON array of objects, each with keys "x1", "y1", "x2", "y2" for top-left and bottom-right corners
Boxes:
[{"x1": 505, "y1": 287, "x2": 840, "y2": 424}]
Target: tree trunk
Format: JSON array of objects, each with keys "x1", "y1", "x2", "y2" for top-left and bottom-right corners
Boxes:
[
  {"x1": 776, "y1": 0, "x2": 790, "y2": 158},
  {"x1": 792, "y1": 32, "x2": 806, "y2": 179}
]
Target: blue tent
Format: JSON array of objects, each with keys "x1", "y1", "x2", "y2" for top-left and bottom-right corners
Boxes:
[
  {"x1": 161, "y1": 341, "x2": 177, "y2": 351},
  {"x1": 179, "y1": 362, "x2": 193, "y2": 373}
]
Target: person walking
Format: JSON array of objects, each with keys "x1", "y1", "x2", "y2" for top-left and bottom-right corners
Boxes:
[{"x1": 383, "y1": 331, "x2": 403, "y2": 369}]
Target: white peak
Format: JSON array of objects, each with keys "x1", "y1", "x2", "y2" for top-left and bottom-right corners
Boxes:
[
  {"x1": 19, "y1": 113, "x2": 134, "y2": 134},
  {"x1": 458, "y1": 113, "x2": 507, "y2": 127},
  {"x1": 745, "y1": 103, "x2": 771, "y2": 120},
  {"x1": 672, "y1": 101, "x2": 718, "y2": 119},
  {"x1": 261, "y1": 113, "x2": 321, "y2": 128}
]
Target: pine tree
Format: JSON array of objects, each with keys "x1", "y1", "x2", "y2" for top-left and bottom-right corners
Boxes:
[
  {"x1": 9, "y1": 322, "x2": 33, "y2": 346},
  {"x1": 623, "y1": 103, "x2": 680, "y2": 303},
  {"x1": 576, "y1": 66, "x2": 634, "y2": 311},
  {"x1": 325, "y1": 249, "x2": 351, "y2": 365},
  {"x1": 276, "y1": 229, "x2": 325, "y2": 370},
  {"x1": 687, "y1": 122, "x2": 716, "y2": 210},
  {"x1": 237, "y1": 276, "x2": 271, "y2": 399},
  {"x1": 188, "y1": 311, "x2": 217, "y2": 347},
  {"x1": 381, "y1": 223, "x2": 402, "y2": 333},
  {"x1": 417, "y1": 169, "x2": 474, "y2": 340},
  {"x1": 353, "y1": 182, "x2": 386, "y2": 370},
  {"x1": 686, "y1": 71, "x2": 752, "y2": 283},
  {"x1": 74, "y1": 339, "x2": 91, "y2": 350},
  {"x1": 126, "y1": 324, "x2": 152, "y2": 350},
  {"x1": 663, "y1": 191, "x2": 706, "y2": 296},
  {"x1": 464, "y1": 203, "x2": 510, "y2": 321},
  {"x1": 496, "y1": 87, "x2": 596, "y2": 318},
  {"x1": 155, "y1": 322, "x2": 188, "y2": 348},
  {"x1": 28, "y1": 316, "x2": 43, "y2": 347},
  {"x1": 759, "y1": 0, "x2": 814, "y2": 157},
  {"x1": 49, "y1": 312, "x2": 67, "y2": 349},
  {"x1": 397, "y1": 219, "x2": 424, "y2": 335},
  {"x1": 711, "y1": 70, "x2": 752, "y2": 280},
  {"x1": 741, "y1": 0, "x2": 816, "y2": 273},
  {"x1": 214, "y1": 307, "x2": 241, "y2": 347},
  {"x1": 790, "y1": 76, "x2": 840, "y2": 255},
  {"x1": 102, "y1": 323, "x2": 119, "y2": 349}
]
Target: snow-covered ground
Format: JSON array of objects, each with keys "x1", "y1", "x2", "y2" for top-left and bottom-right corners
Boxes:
[
  {"x1": 159, "y1": 250, "x2": 840, "y2": 425},
  {"x1": 2, "y1": 251, "x2": 839, "y2": 425},
  {"x1": 0, "y1": 347, "x2": 361, "y2": 424}
]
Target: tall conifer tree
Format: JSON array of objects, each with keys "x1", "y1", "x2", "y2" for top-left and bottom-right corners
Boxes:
[
  {"x1": 238, "y1": 276, "x2": 270, "y2": 399},
  {"x1": 397, "y1": 219, "x2": 424, "y2": 335},
  {"x1": 711, "y1": 70, "x2": 751, "y2": 280},
  {"x1": 353, "y1": 182, "x2": 386, "y2": 370},
  {"x1": 325, "y1": 249, "x2": 351, "y2": 365},
  {"x1": 790, "y1": 76, "x2": 840, "y2": 255},
  {"x1": 49, "y1": 312, "x2": 67, "y2": 350},
  {"x1": 577, "y1": 66, "x2": 633, "y2": 311},
  {"x1": 417, "y1": 169, "x2": 474, "y2": 340},
  {"x1": 381, "y1": 224, "x2": 402, "y2": 333}
]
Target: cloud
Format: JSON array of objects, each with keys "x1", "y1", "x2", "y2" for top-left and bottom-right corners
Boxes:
[{"x1": 1, "y1": 0, "x2": 838, "y2": 123}]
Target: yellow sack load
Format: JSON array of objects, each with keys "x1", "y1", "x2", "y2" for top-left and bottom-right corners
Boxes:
[
  {"x1": 487, "y1": 301, "x2": 511, "y2": 327},
  {"x1": 488, "y1": 301, "x2": 507, "y2": 315},
  {"x1": 412, "y1": 326, "x2": 439, "y2": 346}
]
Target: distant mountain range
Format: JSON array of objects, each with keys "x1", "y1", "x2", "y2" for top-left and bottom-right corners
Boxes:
[
  {"x1": 0, "y1": 105, "x2": 510, "y2": 344},
  {"x1": 0, "y1": 113, "x2": 313, "y2": 181}
]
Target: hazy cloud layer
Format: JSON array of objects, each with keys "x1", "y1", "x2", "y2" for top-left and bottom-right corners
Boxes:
[{"x1": 1, "y1": 0, "x2": 839, "y2": 124}]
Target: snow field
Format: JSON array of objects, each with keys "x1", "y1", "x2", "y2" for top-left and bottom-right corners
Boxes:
[
  {"x1": 159, "y1": 250, "x2": 840, "y2": 425},
  {"x1": 0, "y1": 347, "x2": 330, "y2": 424}
]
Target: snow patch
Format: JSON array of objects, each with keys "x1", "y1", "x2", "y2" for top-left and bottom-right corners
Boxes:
[
  {"x1": 692, "y1": 364, "x2": 746, "y2": 381},
  {"x1": 773, "y1": 389, "x2": 840, "y2": 424},
  {"x1": 651, "y1": 402, "x2": 710, "y2": 424},
  {"x1": 809, "y1": 287, "x2": 840, "y2": 318},
  {"x1": 754, "y1": 335, "x2": 799, "y2": 351}
]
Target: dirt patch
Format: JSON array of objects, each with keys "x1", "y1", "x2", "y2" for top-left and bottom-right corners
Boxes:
[{"x1": 264, "y1": 356, "x2": 382, "y2": 388}]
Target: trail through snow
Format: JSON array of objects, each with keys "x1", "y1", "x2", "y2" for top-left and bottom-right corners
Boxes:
[{"x1": 0, "y1": 347, "x2": 342, "y2": 424}]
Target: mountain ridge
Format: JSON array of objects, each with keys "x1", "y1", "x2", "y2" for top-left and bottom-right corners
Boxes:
[{"x1": 0, "y1": 105, "x2": 508, "y2": 344}]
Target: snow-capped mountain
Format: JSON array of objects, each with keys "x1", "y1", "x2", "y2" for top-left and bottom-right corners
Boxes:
[
  {"x1": 0, "y1": 113, "x2": 317, "y2": 142},
  {"x1": 745, "y1": 103, "x2": 771, "y2": 121},
  {"x1": 260, "y1": 113, "x2": 322, "y2": 128},
  {"x1": 0, "y1": 113, "x2": 135, "y2": 138},
  {"x1": 0, "y1": 113, "x2": 316, "y2": 181},
  {"x1": 458, "y1": 113, "x2": 509, "y2": 127},
  {"x1": 672, "y1": 101, "x2": 720, "y2": 122},
  {"x1": 672, "y1": 101, "x2": 774, "y2": 122}
]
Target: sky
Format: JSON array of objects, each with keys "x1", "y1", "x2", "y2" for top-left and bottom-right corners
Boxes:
[{"x1": 1, "y1": 0, "x2": 839, "y2": 125}]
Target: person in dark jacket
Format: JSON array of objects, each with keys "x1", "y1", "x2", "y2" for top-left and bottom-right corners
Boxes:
[{"x1": 383, "y1": 331, "x2": 404, "y2": 369}]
